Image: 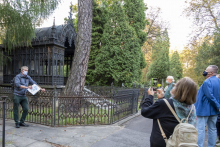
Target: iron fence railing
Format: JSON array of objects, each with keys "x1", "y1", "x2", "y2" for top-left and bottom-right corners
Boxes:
[{"x1": 0, "y1": 85, "x2": 146, "y2": 127}]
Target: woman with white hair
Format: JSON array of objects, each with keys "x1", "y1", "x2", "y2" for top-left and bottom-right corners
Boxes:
[{"x1": 164, "y1": 76, "x2": 175, "y2": 99}]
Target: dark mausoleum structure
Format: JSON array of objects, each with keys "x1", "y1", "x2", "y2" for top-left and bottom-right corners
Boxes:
[{"x1": 1, "y1": 9, "x2": 76, "y2": 86}]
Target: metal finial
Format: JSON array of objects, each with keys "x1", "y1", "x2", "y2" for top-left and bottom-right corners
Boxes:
[
  {"x1": 53, "y1": 17, "x2": 55, "y2": 26},
  {"x1": 51, "y1": 17, "x2": 56, "y2": 38},
  {"x1": 68, "y1": 2, "x2": 73, "y2": 21}
]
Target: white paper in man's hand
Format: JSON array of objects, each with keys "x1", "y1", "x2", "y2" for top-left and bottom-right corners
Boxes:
[{"x1": 27, "y1": 84, "x2": 40, "y2": 95}]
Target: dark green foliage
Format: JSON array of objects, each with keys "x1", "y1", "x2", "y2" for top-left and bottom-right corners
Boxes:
[
  {"x1": 0, "y1": 0, "x2": 60, "y2": 50},
  {"x1": 195, "y1": 39, "x2": 214, "y2": 85},
  {"x1": 86, "y1": 0, "x2": 109, "y2": 85},
  {"x1": 195, "y1": 42, "x2": 211, "y2": 76},
  {"x1": 169, "y1": 51, "x2": 183, "y2": 81},
  {"x1": 195, "y1": 30, "x2": 220, "y2": 85},
  {"x1": 209, "y1": 31, "x2": 220, "y2": 68},
  {"x1": 124, "y1": 0, "x2": 148, "y2": 47},
  {"x1": 147, "y1": 30, "x2": 170, "y2": 82},
  {"x1": 93, "y1": 1, "x2": 146, "y2": 86}
]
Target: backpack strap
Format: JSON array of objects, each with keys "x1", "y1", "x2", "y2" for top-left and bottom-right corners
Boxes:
[
  {"x1": 157, "y1": 99, "x2": 181, "y2": 144},
  {"x1": 163, "y1": 99, "x2": 181, "y2": 123},
  {"x1": 185, "y1": 105, "x2": 193, "y2": 123},
  {"x1": 158, "y1": 99, "x2": 194, "y2": 144},
  {"x1": 157, "y1": 119, "x2": 168, "y2": 143}
]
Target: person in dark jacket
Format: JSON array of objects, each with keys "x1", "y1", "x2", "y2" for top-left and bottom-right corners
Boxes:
[
  {"x1": 13, "y1": 66, "x2": 45, "y2": 128},
  {"x1": 216, "y1": 74, "x2": 220, "y2": 144},
  {"x1": 141, "y1": 77, "x2": 197, "y2": 147}
]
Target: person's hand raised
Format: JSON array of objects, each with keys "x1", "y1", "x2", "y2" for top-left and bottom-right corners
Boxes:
[
  {"x1": 157, "y1": 88, "x2": 164, "y2": 99},
  {"x1": 40, "y1": 88, "x2": 46, "y2": 92},
  {"x1": 148, "y1": 88, "x2": 154, "y2": 96}
]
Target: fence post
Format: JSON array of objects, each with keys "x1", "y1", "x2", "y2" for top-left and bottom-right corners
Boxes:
[
  {"x1": 53, "y1": 83, "x2": 57, "y2": 127},
  {"x1": 110, "y1": 83, "x2": 114, "y2": 124},
  {"x1": 136, "y1": 87, "x2": 140, "y2": 113},
  {"x1": 131, "y1": 89, "x2": 134, "y2": 114},
  {"x1": 1, "y1": 96, "x2": 7, "y2": 147},
  {"x1": 110, "y1": 94, "x2": 113, "y2": 124}
]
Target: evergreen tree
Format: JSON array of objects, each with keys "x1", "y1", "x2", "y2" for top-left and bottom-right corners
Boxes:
[
  {"x1": 124, "y1": 0, "x2": 148, "y2": 47},
  {"x1": 86, "y1": 0, "x2": 109, "y2": 85},
  {"x1": 147, "y1": 30, "x2": 170, "y2": 82},
  {"x1": 209, "y1": 30, "x2": 220, "y2": 68},
  {"x1": 0, "y1": 0, "x2": 61, "y2": 50},
  {"x1": 194, "y1": 36, "x2": 217, "y2": 85},
  {"x1": 169, "y1": 51, "x2": 183, "y2": 81},
  {"x1": 93, "y1": 1, "x2": 146, "y2": 86}
]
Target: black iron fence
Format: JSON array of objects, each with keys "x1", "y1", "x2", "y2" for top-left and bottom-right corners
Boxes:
[{"x1": 0, "y1": 85, "x2": 146, "y2": 127}]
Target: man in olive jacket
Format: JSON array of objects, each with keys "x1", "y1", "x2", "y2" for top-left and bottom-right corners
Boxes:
[
  {"x1": 13, "y1": 66, "x2": 45, "y2": 128},
  {"x1": 195, "y1": 65, "x2": 220, "y2": 147}
]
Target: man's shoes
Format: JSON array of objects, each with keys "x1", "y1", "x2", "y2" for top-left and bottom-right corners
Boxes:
[
  {"x1": 15, "y1": 124, "x2": 20, "y2": 128},
  {"x1": 19, "y1": 123, "x2": 29, "y2": 127}
]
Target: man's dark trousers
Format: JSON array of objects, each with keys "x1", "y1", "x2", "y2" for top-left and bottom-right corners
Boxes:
[{"x1": 13, "y1": 94, "x2": 28, "y2": 124}]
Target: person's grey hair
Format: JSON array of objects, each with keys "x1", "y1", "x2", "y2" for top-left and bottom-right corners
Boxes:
[
  {"x1": 167, "y1": 76, "x2": 175, "y2": 82},
  {"x1": 216, "y1": 74, "x2": 220, "y2": 79},
  {"x1": 21, "y1": 66, "x2": 28, "y2": 70},
  {"x1": 208, "y1": 65, "x2": 218, "y2": 74}
]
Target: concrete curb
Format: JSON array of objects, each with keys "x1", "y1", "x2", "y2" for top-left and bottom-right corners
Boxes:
[{"x1": 113, "y1": 110, "x2": 141, "y2": 126}]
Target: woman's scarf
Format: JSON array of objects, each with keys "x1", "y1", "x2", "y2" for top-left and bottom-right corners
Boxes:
[{"x1": 170, "y1": 97, "x2": 197, "y2": 126}]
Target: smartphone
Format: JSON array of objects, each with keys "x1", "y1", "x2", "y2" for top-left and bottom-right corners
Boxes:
[{"x1": 150, "y1": 78, "x2": 157, "y2": 91}]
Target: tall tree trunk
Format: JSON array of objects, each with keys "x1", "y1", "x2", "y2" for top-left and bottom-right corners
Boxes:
[{"x1": 64, "y1": 0, "x2": 93, "y2": 95}]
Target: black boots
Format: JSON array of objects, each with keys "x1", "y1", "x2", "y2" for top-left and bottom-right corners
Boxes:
[
  {"x1": 19, "y1": 123, "x2": 29, "y2": 127},
  {"x1": 15, "y1": 123, "x2": 20, "y2": 128},
  {"x1": 15, "y1": 123, "x2": 29, "y2": 128}
]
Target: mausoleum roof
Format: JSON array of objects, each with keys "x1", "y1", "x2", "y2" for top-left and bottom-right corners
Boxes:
[{"x1": 32, "y1": 21, "x2": 76, "y2": 47}]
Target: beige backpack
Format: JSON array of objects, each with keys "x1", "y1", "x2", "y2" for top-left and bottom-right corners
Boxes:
[{"x1": 157, "y1": 99, "x2": 198, "y2": 147}]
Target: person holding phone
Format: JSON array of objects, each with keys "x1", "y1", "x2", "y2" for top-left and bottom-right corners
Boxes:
[{"x1": 141, "y1": 77, "x2": 197, "y2": 147}]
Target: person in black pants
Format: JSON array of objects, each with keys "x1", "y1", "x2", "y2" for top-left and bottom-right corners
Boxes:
[
  {"x1": 216, "y1": 74, "x2": 220, "y2": 143},
  {"x1": 141, "y1": 77, "x2": 197, "y2": 147},
  {"x1": 216, "y1": 115, "x2": 220, "y2": 143}
]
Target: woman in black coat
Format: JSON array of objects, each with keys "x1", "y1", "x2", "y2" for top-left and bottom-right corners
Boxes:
[{"x1": 141, "y1": 77, "x2": 197, "y2": 147}]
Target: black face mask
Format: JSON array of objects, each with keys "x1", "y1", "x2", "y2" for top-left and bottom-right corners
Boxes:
[{"x1": 203, "y1": 71, "x2": 208, "y2": 76}]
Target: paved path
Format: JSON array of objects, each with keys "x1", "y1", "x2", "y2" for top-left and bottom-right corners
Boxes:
[
  {"x1": 91, "y1": 115, "x2": 151, "y2": 147},
  {"x1": 0, "y1": 113, "x2": 210, "y2": 147},
  {"x1": 0, "y1": 112, "x2": 141, "y2": 147},
  {"x1": 92, "y1": 115, "x2": 210, "y2": 147},
  {"x1": 0, "y1": 120, "x2": 122, "y2": 147}
]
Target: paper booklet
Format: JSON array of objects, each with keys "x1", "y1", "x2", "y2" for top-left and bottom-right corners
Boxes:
[{"x1": 27, "y1": 84, "x2": 40, "y2": 95}]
